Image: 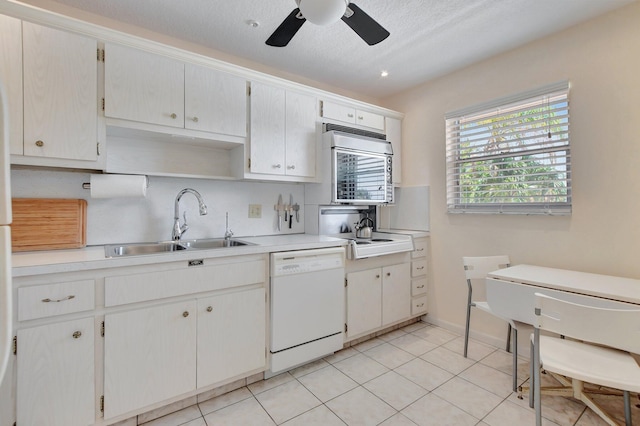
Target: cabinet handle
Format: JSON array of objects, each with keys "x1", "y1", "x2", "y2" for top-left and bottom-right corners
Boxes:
[
  {"x1": 72, "y1": 331, "x2": 82, "y2": 339},
  {"x1": 206, "y1": 306, "x2": 213, "y2": 312},
  {"x1": 358, "y1": 116, "x2": 364, "y2": 120},
  {"x1": 35, "y1": 140, "x2": 44, "y2": 147},
  {"x1": 347, "y1": 113, "x2": 354, "y2": 118},
  {"x1": 273, "y1": 164, "x2": 281, "y2": 169},
  {"x1": 42, "y1": 295, "x2": 75, "y2": 303},
  {"x1": 416, "y1": 303, "x2": 425, "y2": 308},
  {"x1": 416, "y1": 248, "x2": 424, "y2": 252},
  {"x1": 183, "y1": 311, "x2": 189, "y2": 317},
  {"x1": 170, "y1": 113, "x2": 177, "y2": 119},
  {"x1": 386, "y1": 272, "x2": 391, "y2": 277},
  {"x1": 417, "y1": 266, "x2": 425, "y2": 270},
  {"x1": 287, "y1": 165, "x2": 295, "y2": 170},
  {"x1": 375, "y1": 274, "x2": 380, "y2": 279},
  {"x1": 192, "y1": 116, "x2": 199, "y2": 123},
  {"x1": 417, "y1": 284, "x2": 425, "y2": 289}
]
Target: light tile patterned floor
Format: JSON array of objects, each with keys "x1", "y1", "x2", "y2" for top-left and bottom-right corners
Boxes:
[{"x1": 140, "y1": 322, "x2": 639, "y2": 426}]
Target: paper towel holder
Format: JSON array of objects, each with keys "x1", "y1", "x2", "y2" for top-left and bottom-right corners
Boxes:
[{"x1": 82, "y1": 175, "x2": 149, "y2": 190}]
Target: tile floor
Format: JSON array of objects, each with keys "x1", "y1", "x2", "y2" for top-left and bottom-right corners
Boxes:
[{"x1": 140, "y1": 321, "x2": 639, "y2": 426}]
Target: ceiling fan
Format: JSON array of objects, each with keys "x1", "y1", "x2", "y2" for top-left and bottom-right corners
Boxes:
[{"x1": 266, "y1": 0, "x2": 390, "y2": 47}]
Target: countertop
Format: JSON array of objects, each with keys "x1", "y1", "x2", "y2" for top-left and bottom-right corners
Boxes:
[
  {"x1": 378, "y1": 229, "x2": 430, "y2": 238},
  {"x1": 12, "y1": 234, "x2": 347, "y2": 277}
]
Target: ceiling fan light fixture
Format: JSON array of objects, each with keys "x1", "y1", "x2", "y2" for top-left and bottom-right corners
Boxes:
[{"x1": 298, "y1": 0, "x2": 348, "y2": 26}]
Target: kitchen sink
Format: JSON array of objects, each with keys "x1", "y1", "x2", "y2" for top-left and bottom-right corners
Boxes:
[{"x1": 104, "y1": 238, "x2": 254, "y2": 258}]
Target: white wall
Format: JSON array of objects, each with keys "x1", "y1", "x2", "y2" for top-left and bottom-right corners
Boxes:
[
  {"x1": 11, "y1": 169, "x2": 305, "y2": 245},
  {"x1": 383, "y1": 2, "x2": 640, "y2": 344}
]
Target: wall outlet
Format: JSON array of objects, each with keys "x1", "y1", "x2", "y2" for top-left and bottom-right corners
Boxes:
[{"x1": 248, "y1": 204, "x2": 262, "y2": 218}]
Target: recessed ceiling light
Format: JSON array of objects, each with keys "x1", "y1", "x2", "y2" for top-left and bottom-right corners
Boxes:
[
  {"x1": 246, "y1": 20, "x2": 260, "y2": 28},
  {"x1": 380, "y1": 70, "x2": 389, "y2": 78}
]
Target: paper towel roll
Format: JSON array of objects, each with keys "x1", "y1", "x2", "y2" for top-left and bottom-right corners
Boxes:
[{"x1": 89, "y1": 174, "x2": 148, "y2": 198}]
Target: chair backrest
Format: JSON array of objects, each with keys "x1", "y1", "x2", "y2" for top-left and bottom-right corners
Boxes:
[
  {"x1": 534, "y1": 292, "x2": 640, "y2": 355},
  {"x1": 463, "y1": 255, "x2": 511, "y2": 281}
]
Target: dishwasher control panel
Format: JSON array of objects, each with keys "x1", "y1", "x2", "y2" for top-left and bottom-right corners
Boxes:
[{"x1": 271, "y1": 247, "x2": 345, "y2": 276}]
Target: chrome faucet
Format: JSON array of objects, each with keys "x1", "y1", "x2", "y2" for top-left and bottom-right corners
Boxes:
[
  {"x1": 172, "y1": 188, "x2": 207, "y2": 241},
  {"x1": 224, "y1": 212, "x2": 234, "y2": 242}
]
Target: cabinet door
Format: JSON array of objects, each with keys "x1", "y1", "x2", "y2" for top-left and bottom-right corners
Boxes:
[
  {"x1": 385, "y1": 117, "x2": 402, "y2": 184},
  {"x1": 22, "y1": 22, "x2": 97, "y2": 161},
  {"x1": 17, "y1": 318, "x2": 95, "y2": 426},
  {"x1": 321, "y1": 101, "x2": 356, "y2": 124},
  {"x1": 356, "y1": 110, "x2": 384, "y2": 130},
  {"x1": 249, "y1": 82, "x2": 285, "y2": 175},
  {"x1": 104, "y1": 300, "x2": 196, "y2": 419},
  {"x1": 285, "y1": 91, "x2": 316, "y2": 178},
  {"x1": 382, "y1": 263, "x2": 411, "y2": 325},
  {"x1": 197, "y1": 288, "x2": 265, "y2": 387},
  {"x1": 105, "y1": 43, "x2": 184, "y2": 128},
  {"x1": 185, "y1": 64, "x2": 247, "y2": 136},
  {"x1": 346, "y1": 269, "x2": 382, "y2": 337},
  {"x1": 0, "y1": 15, "x2": 23, "y2": 156}
]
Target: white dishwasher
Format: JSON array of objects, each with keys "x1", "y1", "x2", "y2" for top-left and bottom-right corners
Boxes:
[{"x1": 269, "y1": 247, "x2": 345, "y2": 376}]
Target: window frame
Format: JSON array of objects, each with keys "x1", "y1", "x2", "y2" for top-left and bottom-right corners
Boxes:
[{"x1": 445, "y1": 81, "x2": 571, "y2": 215}]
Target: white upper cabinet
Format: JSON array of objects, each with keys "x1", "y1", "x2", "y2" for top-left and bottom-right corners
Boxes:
[
  {"x1": 105, "y1": 43, "x2": 247, "y2": 138},
  {"x1": 0, "y1": 15, "x2": 23, "y2": 156},
  {"x1": 385, "y1": 116, "x2": 402, "y2": 185},
  {"x1": 321, "y1": 100, "x2": 385, "y2": 131},
  {"x1": 184, "y1": 63, "x2": 247, "y2": 137},
  {"x1": 285, "y1": 90, "x2": 317, "y2": 178},
  {"x1": 249, "y1": 82, "x2": 286, "y2": 175},
  {"x1": 249, "y1": 82, "x2": 317, "y2": 180},
  {"x1": 22, "y1": 22, "x2": 98, "y2": 161},
  {"x1": 105, "y1": 43, "x2": 185, "y2": 128}
]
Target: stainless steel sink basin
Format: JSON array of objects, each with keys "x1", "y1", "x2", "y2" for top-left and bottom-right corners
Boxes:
[
  {"x1": 105, "y1": 238, "x2": 254, "y2": 258},
  {"x1": 179, "y1": 238, "x2": 252, "y2": 249}
]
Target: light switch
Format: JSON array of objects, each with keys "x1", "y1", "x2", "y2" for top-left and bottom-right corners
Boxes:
[{"x1": 248, "y1": 204, "x2": 262, "y2": 218}]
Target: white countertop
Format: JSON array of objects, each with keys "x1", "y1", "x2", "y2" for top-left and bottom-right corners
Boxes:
[{"x1": 12, "y1": 234, "x2": 347, "y2": 277}]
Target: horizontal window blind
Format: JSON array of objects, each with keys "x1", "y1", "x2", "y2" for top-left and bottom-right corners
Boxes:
[{"x1": 446, "y1": 82, "x2": 571, "y2": 214}]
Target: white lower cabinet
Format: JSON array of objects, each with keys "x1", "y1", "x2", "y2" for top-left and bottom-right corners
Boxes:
[
  {"x1": 197, "y1": 288, "x2": 266, "y2": 387},
  {"x1": 103, "y1": 300, "x2": 197, "y2": 419},
  {"x1": 345, "y1": 262, "x2": 411, "y2": 339},
  {"x1": 17, "y1": 317, "x2": 95, "y2": 426}
]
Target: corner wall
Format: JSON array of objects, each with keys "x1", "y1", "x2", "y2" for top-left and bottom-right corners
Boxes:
[{"x1": 383, "y1": 2, "x2": 640, "y2": 343}]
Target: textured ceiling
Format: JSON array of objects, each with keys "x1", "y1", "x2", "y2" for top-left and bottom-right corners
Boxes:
[{"x1": 20, "y1": 0, "x2": 637, "y2": 99}]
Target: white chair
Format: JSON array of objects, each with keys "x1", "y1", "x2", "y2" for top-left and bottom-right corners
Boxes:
[
  {"x1": 532, "y1": 293, "x2": 640, "y2": 426},
  {"x1": 463, "y1": 255, "x2": 518, "y2": 391}
]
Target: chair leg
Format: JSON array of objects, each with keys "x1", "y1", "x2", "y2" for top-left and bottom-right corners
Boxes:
[
  {"x1": 624, "y1": 390, "x2": 631, "y2": 426},
  {"x1": 534, "y1": 330, "x2": 542, "y2": 426},
  {"x1": 506, "y1": 323, "x2": 512, "y2": 353},
  {"x1": 528, "y1": 340, "x2": 534, "y2": 408},
  {"x1": 464, "y1": 297, "x2": 472, "y2": 358},
  {"x1": 512, "y1": 327, "x2": 518, "y2": 392}
]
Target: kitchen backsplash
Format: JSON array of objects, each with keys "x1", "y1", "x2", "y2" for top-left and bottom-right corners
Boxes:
[{"x1": 10, "y1": 168, "x2": 305, "y2": 245}]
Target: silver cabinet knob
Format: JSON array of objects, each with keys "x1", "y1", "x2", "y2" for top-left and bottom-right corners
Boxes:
[
  {"x1": 72, "y1": 331, "x2": 82, "y2": 339},
  {"x1": 347, "y1": 113, "x2": 354, "y2": 118},
  {"x1": 206, "y1": 306, "x2": 213, "y2": 312},
  {"x1": 358, "y1": 116, "x2": 364, "y2": 120},
  {"x1": 273, "y1": 164, "x2": 281, "y2": 169},
  {"x1": 192, "y1": 117, "x2": 199, "y2": 123},
  {"x1": 170, "y1": 113, "x2": 177, "y2": 119},
  {"x1": 287, "y1": 165, "x2": 295, "y2": 170},
  {"x1": 35, "y1": 140, "x2": 44, "y2": 147},
  {"x1": 183, "y1": 311, "x2": 189, "y2": 317}
]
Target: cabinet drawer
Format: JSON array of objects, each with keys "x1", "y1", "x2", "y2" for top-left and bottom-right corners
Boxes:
[
  {"x1": 105, "y1": 259, "x2": 265, "y2": 306},
  {"x1": 411, "y1": 260, "x2": 427, "y2": 277},
  {"x1": 411, "y1": 240, "x2": 428, "y2": 258},
  {"x1": 412, "y1": 295, "x2": 428, "y2": 315},
  {"x1": 321, "y1": 101, "x2": 355, "y2": 124},
  {"x1": 356, "y1": 110, "x2": 384, "y2": 130},
  {"x1": 18, "y1": 280, "x2": 95, "y2": 321},
  {"x1": 411, "y1": 278, "x2": 427, "y2": 297}
]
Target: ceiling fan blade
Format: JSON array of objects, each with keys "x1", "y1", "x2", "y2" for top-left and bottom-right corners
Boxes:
[
  {"x1": 341, "y1": 3, "x2": 390, "y2": 46},
  {"x1": 266, "y1": 8, "x2": 306, "y2": 47}
]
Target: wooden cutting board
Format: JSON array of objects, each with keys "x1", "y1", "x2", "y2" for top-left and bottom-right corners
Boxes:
[{"x1": 11, "y1": 198, "x2": 87, "y2": 252}]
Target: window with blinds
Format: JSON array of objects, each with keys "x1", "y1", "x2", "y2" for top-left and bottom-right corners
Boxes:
[{"x1": 445, "y1": 81, "x2": 571, "y2": 215}]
